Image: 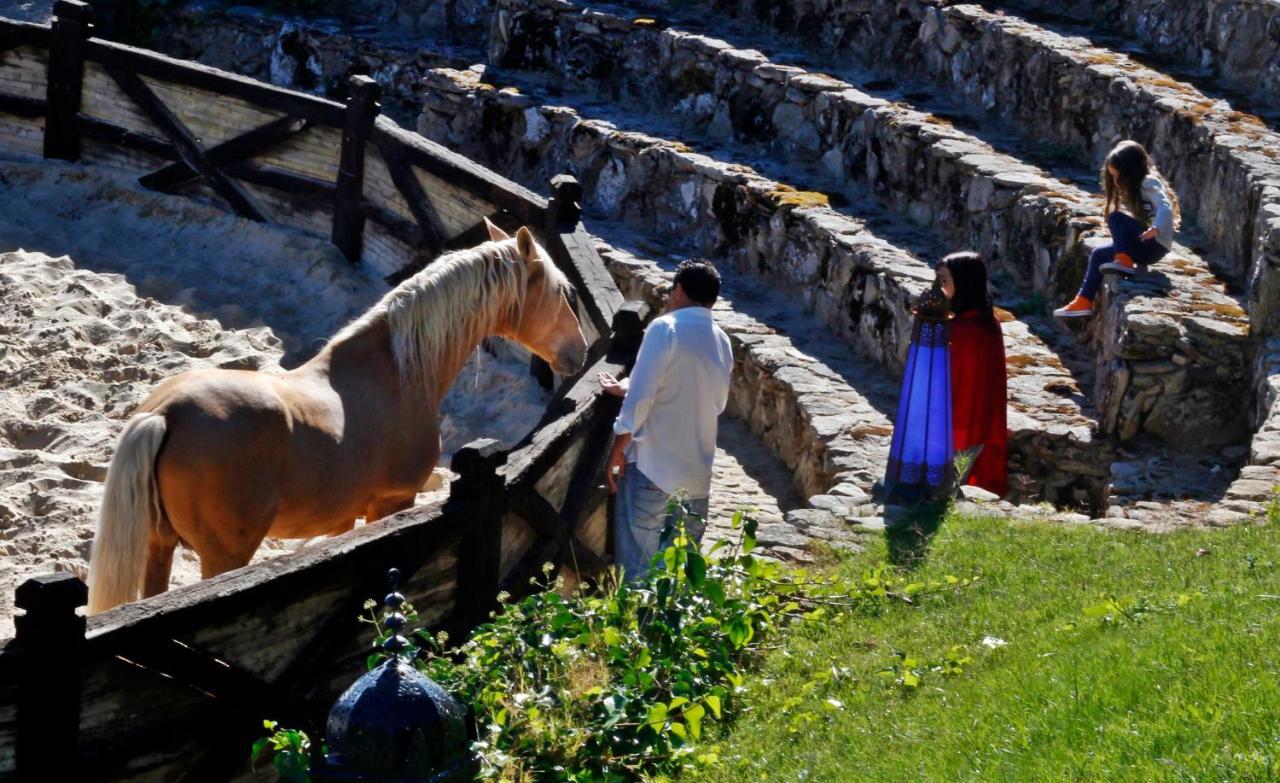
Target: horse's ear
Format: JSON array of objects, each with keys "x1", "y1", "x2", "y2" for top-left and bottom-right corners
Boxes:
[
  {"x1": 485, "y1": 217, "x2": 510, "y2": 242},
  {"x1": 515, "y1": 226, "x2": 538, "y2": 263}
]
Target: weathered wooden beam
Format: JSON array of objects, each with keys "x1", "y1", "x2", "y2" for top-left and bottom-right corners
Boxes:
[
  {"x1": 44, "y1": 0, "x2": 93, "y2": 161},
  {"x1": 559, "y1": 397, "x2": 619, "y2": 537},
  {"x1": 78, "y1": 113, "x2": 177, "y2": 159},
  {"x1": 140, "y1": 114, "x2": 309, "y2": 191},
  {"x1": 565, "y1": 531, "x2": 609, "y2": 576},
  {"x1": 377, "y1": 139, "x2": 446, "y2": 253},
  {"x1": 510, "y1": 485, "x2": 567, "y2": 541},
  {"x1": 371, "y1": 117, "x2": 548, "y2": 229},
  {"x1": 112, "y1": 639, "x2": 318, "y2": 783},
  {"x1": 105, "y1": 65, "x2": 269, "y2": 221},
  {"x1": 503, "y1": 349, "x2": 632, "y2": 490},
  {"x1": 449, "y1": 439, "x2": 508, "y2": 635},
  {"x1": 331, "y1": 75, "x2": 380, "y2": 263},
  {"x1": 86, "y1": 38, "x2": 346, "y2": 126},
  {"x1": 119, "y1": 638, "x2": 314, "y2": 721},
  {"x1": 548, "y1": 173, "x2": 583, "y2": 229},
  {"x1": 0, "y1": 92, "x2": 46, "y2": 118},
  {"x1": 226, "y1": 161, "x2": 335, "y2": 197},
  {"x1": 610, "y1": 299, "x2": 652, "y2": 356},
  {"x1": 82, "y1": 500, "x2": 463, "y2": 659},
  {"x1": 13, "y1": 573, "x2": 87, "y2": 782},
  {"x1": 382, "y1": 210, "x2": 523, "y2": 287},
  {"x1": 0, "y1": 18, "x2": 53, "y2": 48},
  {"x1": 543, "y1": 176, "x2": 624, "y2": 338}
]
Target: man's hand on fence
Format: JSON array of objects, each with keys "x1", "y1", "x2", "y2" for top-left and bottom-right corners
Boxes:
[{"x1": 598, "y1": 371, "x2": 626, "y2": 397}]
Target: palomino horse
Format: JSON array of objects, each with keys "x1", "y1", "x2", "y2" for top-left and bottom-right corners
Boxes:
[{"x1": 87, "y1": 221, "x2": 587, "y2": 613}]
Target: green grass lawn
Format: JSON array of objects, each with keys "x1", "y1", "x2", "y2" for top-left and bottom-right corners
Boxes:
[{"x1": 681, "y1": 512, "x2": 1280, "y2": 782}]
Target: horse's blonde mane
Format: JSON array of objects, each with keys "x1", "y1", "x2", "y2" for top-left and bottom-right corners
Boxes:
[{"x1": 337, "y1": 237, "x2": 568, "y2": 391}]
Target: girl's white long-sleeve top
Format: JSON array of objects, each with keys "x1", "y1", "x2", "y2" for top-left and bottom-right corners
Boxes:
[{"x1": 1141, "y1": 175, "x2": 1176, "y2": 249}]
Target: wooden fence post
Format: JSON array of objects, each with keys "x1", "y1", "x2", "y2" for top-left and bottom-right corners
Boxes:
[
  {"x1": 604, "y1": 300, "x2": 651, "y2": 560},
  {"x1": 449, "y1": 438, "x2": 507, "y2": 635},
  {"x1": 527, "y1": 174, "x2": 587, "y2": 388},
  {"x1": 331, "y1": 75, "x2": 381, "y2": 263},
  {"x1": 547, "y1": 173, "x2": 583, "y2": 231},
  {"x1": 13, "y1": 573, "x2": 88, "y2": 782},
  {"x1": 611, "y1": 299, "x2": 650, "y2": 357},
  {"x1": 44, "y1": 0, "x2": 94, "y2": 162}
]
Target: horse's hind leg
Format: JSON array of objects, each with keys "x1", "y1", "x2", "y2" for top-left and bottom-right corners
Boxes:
[
  {"x1": 142, "y1": 514, "x2": 179, "y2": 599},
  {"x1": 197, "y1": 546, "x2": 259, "y2": 580}
]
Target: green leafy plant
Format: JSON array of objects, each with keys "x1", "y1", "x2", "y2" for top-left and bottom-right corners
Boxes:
[
  {"x1": 250, "y1": 720, "x2": 312, "y2": 783},
  {"x1": 256, "y1": 510, "x2": 978, "y2": 781}
]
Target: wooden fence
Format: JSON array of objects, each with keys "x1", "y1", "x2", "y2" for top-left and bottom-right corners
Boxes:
[{"x1": 0, "y1": 2, "x2": 644, "y2": 780}]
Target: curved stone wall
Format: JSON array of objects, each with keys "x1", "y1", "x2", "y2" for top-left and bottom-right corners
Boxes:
[
  {"x1": 483, "y1": 0, "x2": 1253, "y2": 452},
  {"x1": 980, "y1": 0, "x2": 1280, "y2": 112}
]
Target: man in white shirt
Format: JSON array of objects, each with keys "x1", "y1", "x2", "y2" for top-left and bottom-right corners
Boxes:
[{"x1": 598, "y1": 260, "x2": 734, "y2": 581}]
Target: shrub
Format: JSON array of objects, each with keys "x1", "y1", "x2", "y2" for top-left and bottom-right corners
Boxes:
[{"x1": 256, "y1": 511, "x2": 974, "y2": 781}]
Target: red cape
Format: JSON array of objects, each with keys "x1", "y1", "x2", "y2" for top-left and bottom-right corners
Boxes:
[{"x1": 951, "y1": 311, "x2": 1009, "y2": 497}]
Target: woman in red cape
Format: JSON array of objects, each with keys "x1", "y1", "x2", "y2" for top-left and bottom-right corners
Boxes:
[{"x1": 938, "y1": 252, "x2": 1009, "y2": 497}]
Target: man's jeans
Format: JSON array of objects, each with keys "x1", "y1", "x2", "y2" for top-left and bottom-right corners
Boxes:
[{"x1": 615, "y1": 464, "x2": 709, "y2": 582}]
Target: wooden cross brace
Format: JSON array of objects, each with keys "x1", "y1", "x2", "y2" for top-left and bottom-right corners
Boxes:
[{"x1": 105, "y1": 65, "x2": 309, "y2": 223}]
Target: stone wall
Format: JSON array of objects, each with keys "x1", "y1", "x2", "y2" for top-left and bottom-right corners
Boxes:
[
  {"x1": 418, "y1": 67, "x2": 1115, "y2": 509},
  {"x1": 104, "y1": 1, "x2": 482, "y2": 122},
  {"x1": 486, "y1": 0, "x2": 1254, "y2": 450},
  {"x1": 491, "y1": 0, "x2": 1092, "y2": 304},
  {"x1": 600, "y1": 243, "x2": 894, "y2": 501},
  {"x1": 649, "y1": 0, "x2": 1280, "y2": 340},
  {"x1": 391, "y1": 0, "x2": 492, "y2": 37},
  {"x1": 980, "y1": 0, "x2": 1280, "y2": 112},
  {"x1": 423, "y1": 71, "x2": 926, "y2": 375}
]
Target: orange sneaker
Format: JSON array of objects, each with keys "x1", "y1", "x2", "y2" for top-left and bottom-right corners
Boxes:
[
  {"x1": 1053, "y1": 295, "x2": 1094, "y2": 318},
  {"x1": 1100, "y1": 252, "x2": 1137, "y2": 275}
]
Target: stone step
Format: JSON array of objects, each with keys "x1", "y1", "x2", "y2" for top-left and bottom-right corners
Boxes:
[
  {"x1": 482, "y1": 0, "x2": 1252, "y2": 453},
  {"x1": 417, "y1": 68, "x2": 1113, "y2": 509},
  {"x1": 972, "y1": 0, "x2": 1280, "y2": 123},
  {"x1": 606, "y1": 0, "x2": 1280, "y2": 337},
  {"x1": 597, "y1": 225, "x2": 897, "y2": 502}
]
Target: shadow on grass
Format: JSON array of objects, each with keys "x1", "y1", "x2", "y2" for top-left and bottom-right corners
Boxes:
[{"x1": 883, "y1": 499, "x2": 949, "y2": 569}]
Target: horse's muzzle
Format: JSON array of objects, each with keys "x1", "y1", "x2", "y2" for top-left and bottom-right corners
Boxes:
[{"x1": 553, "y1": 344, "x2": 587, "y2": 376}]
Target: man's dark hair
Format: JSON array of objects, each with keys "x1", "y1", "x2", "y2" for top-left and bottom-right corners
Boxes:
[{"x1": 673, "y1": 259, "x2": 721, "y2": 306}]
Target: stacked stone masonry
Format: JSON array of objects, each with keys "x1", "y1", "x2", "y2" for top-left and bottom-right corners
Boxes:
[
  {"x1": 19, "y1": 0, "x2": 1280, "y2": 523},
  {"x1": 418, "y1": 67, "x2": 1113, "y2": 510},
  {"x1": 137, "y1": 1, "x2": 483, "y2": 122},
  {"x1": 978, "y1": 0, "x2": 1280, "y2": 113},
  {"x1": 645, "y1": 0, "x2": 1280, "y2": 340},
  {"x1": 485, "y1": 0, "x2": 1253, "y2": 453}
]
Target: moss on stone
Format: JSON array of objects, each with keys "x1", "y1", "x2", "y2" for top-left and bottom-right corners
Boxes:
[{"x1": 767, "y1": 185, "x2": 830, "y2": 208}]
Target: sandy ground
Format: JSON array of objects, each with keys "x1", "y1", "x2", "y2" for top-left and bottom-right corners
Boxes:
[{"x1": 0, "y1": 160, "x2": 550, "y2": 637}]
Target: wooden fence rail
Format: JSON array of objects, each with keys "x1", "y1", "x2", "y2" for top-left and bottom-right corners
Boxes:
[{"x1": 0, "y1": 5, "x2": 644, "y2": 780}]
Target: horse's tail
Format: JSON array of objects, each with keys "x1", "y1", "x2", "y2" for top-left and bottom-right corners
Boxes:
[{"x1": 87, "y1": 412, "x2": 167, "y2": 615}]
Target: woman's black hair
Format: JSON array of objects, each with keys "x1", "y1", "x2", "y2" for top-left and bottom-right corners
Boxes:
[{"x1": 940, "y1": 251, "x2": 996, "y2": 326}]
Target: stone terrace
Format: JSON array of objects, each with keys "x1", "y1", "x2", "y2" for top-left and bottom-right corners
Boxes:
[
  {"x1": 629, "y1": 0, "x2": 1280, "y2": 334},
  {"x1": 478, "y1": 0, "x2": 1252, "y2": 451},
  {"x1": 68, "y1": 0, "x2": 1280, "y2": 527},
  {"x1": 976, "y1": 0, "x2": 1280, "y2": 113},
  {"x1": 420, "y1": 67, "x2": 1113, "y2": 510}
]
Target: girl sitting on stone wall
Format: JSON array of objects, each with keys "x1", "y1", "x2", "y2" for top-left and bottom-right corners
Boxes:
[{"x1": 1054, "y1": 139, "x2": 1181, "y2": 318}]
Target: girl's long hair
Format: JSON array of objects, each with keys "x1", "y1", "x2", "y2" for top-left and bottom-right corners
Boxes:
[
  {"x1": 1101, "y1": 139, "x2": 1182, "y2": 228},
  {"x1": 940, "y1": 251, "x2": 997, "y2": 327}
]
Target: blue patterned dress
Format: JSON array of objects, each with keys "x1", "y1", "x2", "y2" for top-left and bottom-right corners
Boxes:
[{"x1": 884, "y1": 285, "x2": 953, "y2": 500}]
